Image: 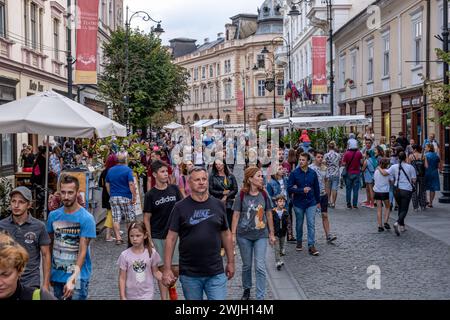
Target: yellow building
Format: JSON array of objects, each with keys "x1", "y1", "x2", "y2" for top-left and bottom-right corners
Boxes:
[
  {"x1": 334, "y1": 0, "x2": 445, "y2": 152},
  {"x1": 172, "y1": 0, "x2": 285, "y2": 129}
]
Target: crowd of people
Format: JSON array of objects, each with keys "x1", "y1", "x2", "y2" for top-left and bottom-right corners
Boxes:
[{"x1": 0, "y1": 127, "x2": 442, "y2": 300}]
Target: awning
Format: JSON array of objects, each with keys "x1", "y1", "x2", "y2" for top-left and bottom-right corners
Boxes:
[
  {"x1": 259, "y1": 115, "x2": 371, "y2": 129},
  {"x1": 163, "y1": 121, "x2": 183, "y2": 130},
  {"x1": 190, "y1": 119, "x2": 219, "y2": 128},
  {"x1": 290, "y1": 115, "x2": 371, "y2": 129}
]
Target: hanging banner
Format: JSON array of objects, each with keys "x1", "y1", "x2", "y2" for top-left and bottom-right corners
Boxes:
[
  {"x1": 236, "y1": 90, "x2": 244, "y2": 112},
  {"x1": 312, "y1": 36, "x2": 328, "y2": 95},
  {"x1": 74, "y1": 0, "x2": 99, "y2": 84}
]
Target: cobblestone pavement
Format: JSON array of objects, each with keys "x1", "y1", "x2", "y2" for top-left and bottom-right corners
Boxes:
[
  {"x1": 89, "y1": 165, "x2": 450, "y2": 300},
  {"x1": 282, "y1": 187, "x2": 450, "y2": 300}
]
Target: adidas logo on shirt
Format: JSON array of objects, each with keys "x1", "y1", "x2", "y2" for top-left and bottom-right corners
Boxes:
[{"x1": 155, "y1": 196, "x2": 177, "y2": 206}]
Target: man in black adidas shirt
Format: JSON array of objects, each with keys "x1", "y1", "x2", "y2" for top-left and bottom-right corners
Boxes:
[
  {"x1": 162, "y1": 167, "x2": 235, "y2": 300},
  {"x1": 143, "y1": 160, "x2": 183, "y2": 300}
]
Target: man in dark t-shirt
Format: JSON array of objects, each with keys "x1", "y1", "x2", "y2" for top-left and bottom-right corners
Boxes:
[
  {"x1": 143, "y1": 160, "x2": 182, "y2": 300},
  {"x1": 162, "y1": 166, "x2": 235, "y2": 300}
]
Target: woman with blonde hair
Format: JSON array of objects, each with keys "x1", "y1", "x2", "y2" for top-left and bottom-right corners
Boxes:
[
  {"x1": 231, "y1": 167, "x2": 275, "y2": 300},
  {"x1": 0, "y1": 232, "x2": 55, "y2": 300}
]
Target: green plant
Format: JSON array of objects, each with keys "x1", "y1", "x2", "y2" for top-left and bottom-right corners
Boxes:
[{"x1": 0, "y1": 177, "x2": 13, "y2": 219}]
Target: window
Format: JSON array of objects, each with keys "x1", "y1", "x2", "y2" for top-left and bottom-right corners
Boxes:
[
  {"x1": 0, "y1": 1, "x2": 5, "y2": 38},
  {"x1": 350, "y1": 50, "x2": 357, "y2": 84},
  {"x1": 224, "y1": 60, "x2": 231, "y2": 73},
  {"x1": 30, "y1": 2, "x2": 37, "y2": 49},
  {"x1": 209, "y1": 65, "x2": 214, "y2": 78},
  {"x1": 257, "y1": 54, "x2": 265, "y2": 69},
  {"x1": 382, "y1": 33, "x2": 390, "y2": 76},
  {"x1": 258, "y1": 80, "x2": 266, "y2": 97},
  {"x1": 209, "y1": 86, "x2": 215, "y2": 102},
  {"x1": 224, "y1": 81, "x2": 232, "y2": 100},
  {"x1": 194, "y1": 88, "x2": 199, "y2": 104},
  {"x1": 194, "y1": 67, "x2": 198, "y2": 81},
  {"x1": 202, "y1": 87, "x2": 207, "y2": 103},
  {"x1": 413, "y1": 20, "x2": 422, "y2": 66},
  {"x1": 367, "y1": 42, "x2": 374, "y2": 82},
  {"x1": 24, "y1": 1, "x2": 29, "y2": 46},
  {"x1": 53, "y1": 19, "x2": 59, "y2": 60},
  {"x1": 202, "y1": 66, "x2": 206, "y2": 79},
  {"x1": 101, "y1": 0, "x2": 107, "y2": 22},
  {"x1": 217, "y1": 62, "x2": 221, "y2": 76},
  {"x1": 39, "y1": 8, "x2": 43, "y2": 51},
  {"x1": 277, "y1": 79, "x2": 284, "y2": 96},
  {"x1": 339, "y1": 54, "x2": 346, "y2": 88},
  {"x1": 1, "y1": 134, "x2": 13, "y2": 166},
  {"x1": 109, "y1": 0, "x2": 113, "y2": 27}
]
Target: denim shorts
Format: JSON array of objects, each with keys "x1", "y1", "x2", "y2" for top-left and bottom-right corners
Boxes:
[
  {"x1": 328, "y1": 175, "x2": 340, "y2": 191},
  {"x1": 153, "y1": 238, "x2": 179, "y2": 267},
  {"x1": 52, "y1": 280, "x2": 89, "y2": 300}
]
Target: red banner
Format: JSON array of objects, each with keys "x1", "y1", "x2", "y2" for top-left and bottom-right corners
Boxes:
[
  {"x1": 236, "y1": 90, "x2": 244, "y2": 111},
  {"x1": 74, "y1": 0, "x2": 99, "y2": 84},
  {"x1": 312, "y1": 36, "x2": 327, "y2": 95}
]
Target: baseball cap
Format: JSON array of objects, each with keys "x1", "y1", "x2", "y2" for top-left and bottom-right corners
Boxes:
[{"x1": 10, "y1": 186, "x2": 32, "y2": 202}]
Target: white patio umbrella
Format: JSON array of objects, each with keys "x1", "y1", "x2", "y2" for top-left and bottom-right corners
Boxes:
[
  {"x1": 0, "y1": 90, "x2": 127, "y2": 219},
  {"x1": 163, "y1": 121, "x2": 183, "y2": 130}
]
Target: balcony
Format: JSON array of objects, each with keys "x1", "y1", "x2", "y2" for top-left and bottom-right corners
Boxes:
[
  {"x1": 21, "y1": 46, "x2": 48, "y2": 69},
  {"x1": 0, "y1": 36, "x2": 15, "y2": 58}
]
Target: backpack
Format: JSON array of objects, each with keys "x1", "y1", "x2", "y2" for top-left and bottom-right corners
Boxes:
[
  {"x1": 32, "y1": 289, "x2": 41, "y2": 300},
  {"x1": 411, "y1": 155, "x2": 425, "y2": 177}
]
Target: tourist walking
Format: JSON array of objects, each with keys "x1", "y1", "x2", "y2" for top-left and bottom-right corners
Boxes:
[
  {"x1": 408, "y1": 145, "x2": 426, "y2": 211},
  {"x1": 424, "y1": 143, "x2": 441, "y2": 208},
  {"x1": 232, "y1": 167, "x2": 275, "y2": 300},
  {"x1": 342, "y1": 140, "x2": 363, "y2": 209},
  {"x1": 373, "y1": 158, "x2": 392, "y2": 232}
]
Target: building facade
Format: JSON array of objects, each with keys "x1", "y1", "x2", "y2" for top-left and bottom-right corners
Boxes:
[
  {"x1": 0, "y1": 0, "x2": 123, "y2": 178},
  {"x1": 172, "y1": 0, "x2": 285, "y2": 129},
  {"x1": 278, "y1": 0, "x2": 373, "y2": 117},
  {"x1": 334, "y1": 0, "x2": 445, "y2": 150}
]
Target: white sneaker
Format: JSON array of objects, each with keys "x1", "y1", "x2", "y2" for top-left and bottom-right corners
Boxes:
[{"x1": 393, "y1": 222, "x2": 400, "y2": 236}]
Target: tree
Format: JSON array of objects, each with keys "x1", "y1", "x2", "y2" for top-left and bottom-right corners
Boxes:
[
  {"x1": 149, "y1": 109, "x2": 177, "y2": 129},
  {"x1": 426, "y1": 48, "x2": 450, "y2": 126},
  {"x1": 99, "y1": 28, "x2": 189, "y2": 129}
]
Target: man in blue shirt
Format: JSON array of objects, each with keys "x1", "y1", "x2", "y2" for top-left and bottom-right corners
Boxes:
[
  {"x1": 106, "y1": 152, "x2": 137, "y2": 244},
  {"x1": 287, "y1": 152, "x2": 320, "y2": 256},
  {"x1": 47, "y1": 175, "x2": 96, "y2": 300}
]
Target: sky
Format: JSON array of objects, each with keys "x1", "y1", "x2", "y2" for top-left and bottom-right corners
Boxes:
[{"x1": 123, "y1": 0, "x2": 264, "y2": 45}]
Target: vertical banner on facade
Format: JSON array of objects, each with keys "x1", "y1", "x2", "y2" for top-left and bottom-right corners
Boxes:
[
  {"x1": 74, "y1": 0, "x2": 99, "y2": 84},
  {"x1": 312, "y1": 36, "x2": 328, "y2": 95},
  {"x1": 236, "y1": 90, "x2": 244, "y2": 111}
]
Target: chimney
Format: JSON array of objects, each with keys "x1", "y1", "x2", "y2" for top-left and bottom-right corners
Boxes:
[
  {"x1": 204, "y1": 38, "x2": 209, "y2": 44},
  {"x1": 217, "y1": 32, "x2": 224, "y2": 39}
]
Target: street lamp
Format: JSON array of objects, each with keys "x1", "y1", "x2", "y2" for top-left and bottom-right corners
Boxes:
[
  {"x1": 261, "y1": 46, "x2": 284, "y2": 119},
  {"x1": 262, "y1": 35, "x2": 293, "y2": 146},
  {"x1": 124, "y1": 6, "x2": 164, "y2": 132},
  {"x1": 288, "y1": 0, "x2": 334, "y2": 116},
  {"x1": 439, "y1": 0, "x2": 450, "y2": 203}
]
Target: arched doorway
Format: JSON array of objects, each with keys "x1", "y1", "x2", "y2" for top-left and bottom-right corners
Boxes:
[
  {"x1": 209, "y1": 114, "x2": 213, "y2": 119},
  {"x1": 186, "y1": 116, "x2": 191, "y2": 124},
  {"x1": 225, "y1": 115, "x2": 231, "y2": 124},
  {"x1": 181, "y1": 117, "x2": 185, "y2": 125},
  {"x1": 194, "y1": 113, "x2": 200, "y2": 121}
]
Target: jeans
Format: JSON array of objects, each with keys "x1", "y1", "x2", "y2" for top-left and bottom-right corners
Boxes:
[
  {"x1": 274, "y1": 236, "x2": 286, "y2": 263},
  {"x1": 237, "y1": 237, "x2": 267, "y2": 300},
  {"x1": 345, "y1": 173, "x2": 361, "y2": 206},
  {"x1": 179, "y1": 273, "x2": 227, "y2": 300},
  {"x1": 52, "y1": 280, "x2": 89, "y2": 300},
  {"x1": 293, "y1": 205, "x2": 316, "y2": 247},
  {"x1": 394, "y1": 189, "x2": 413, "y2": 226}
]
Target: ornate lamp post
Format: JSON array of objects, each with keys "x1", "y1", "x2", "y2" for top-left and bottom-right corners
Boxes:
[{"x1": 124, "y1": 6, "x2": 164, "y2": 132}]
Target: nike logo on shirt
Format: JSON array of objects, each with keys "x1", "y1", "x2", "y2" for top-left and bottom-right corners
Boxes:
[{"x1": 189, "y1": 209, "x2": 214, "y2": 225}]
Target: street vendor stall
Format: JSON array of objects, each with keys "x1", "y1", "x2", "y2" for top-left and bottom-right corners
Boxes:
[{"x1": 0, "y1": 90, "x2": 126, "y2": 222}]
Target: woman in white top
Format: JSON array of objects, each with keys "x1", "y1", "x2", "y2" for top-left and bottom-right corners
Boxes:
[
  {"x1": 373, "y1": 158, "x2": 393, "y2": 232},
  {"x1": 378, "y1": 151, "x2": 416, "y2": 236}
]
